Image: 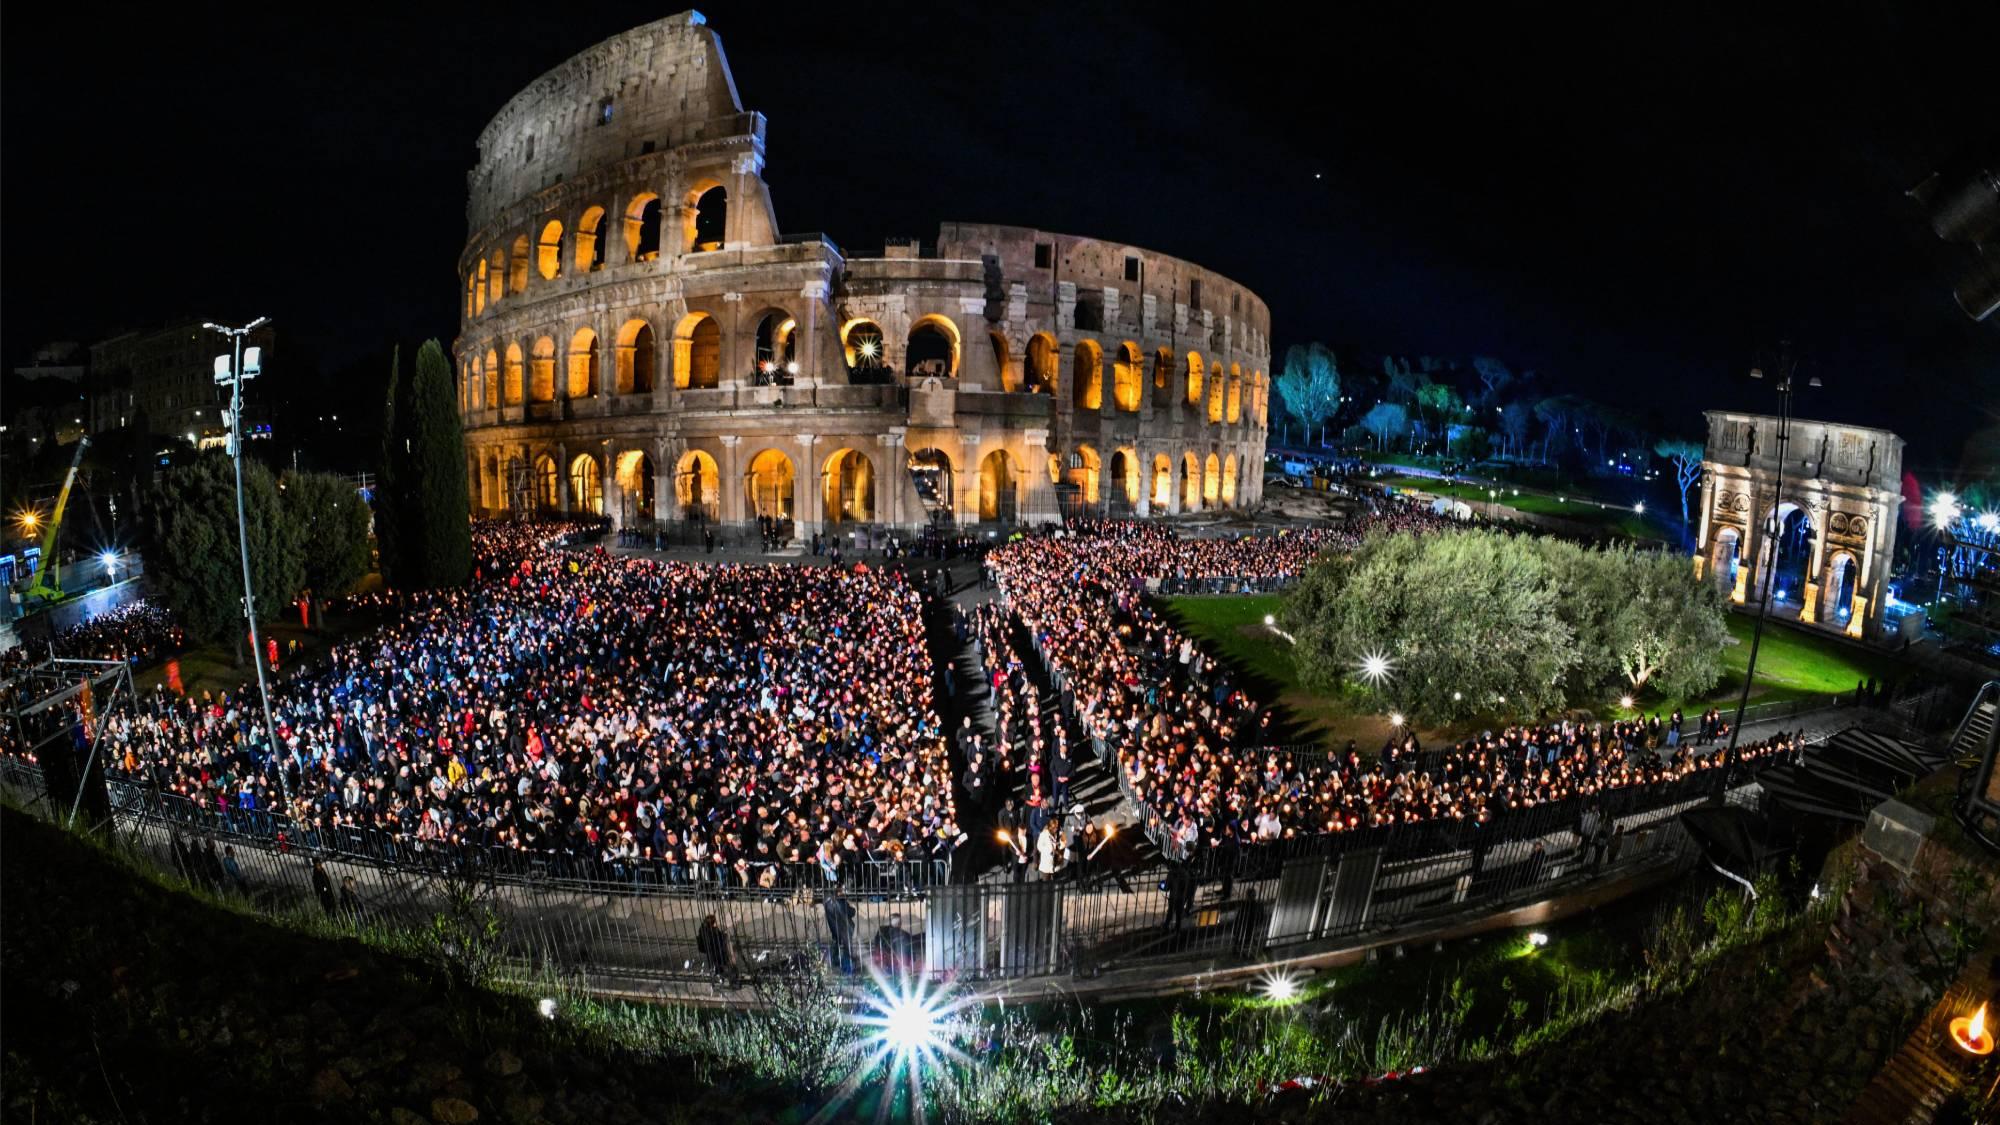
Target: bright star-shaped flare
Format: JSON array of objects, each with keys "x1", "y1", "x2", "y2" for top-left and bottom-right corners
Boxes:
[{"x1": 1357, "y1": 651, "x2": 1393, "y2": 686}]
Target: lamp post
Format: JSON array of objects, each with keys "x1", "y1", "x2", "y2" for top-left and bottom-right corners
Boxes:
[
  {"x1": 205, "y1": 316, "x2": 288, "y2": 808},
  {"x1": 1929, "y1": 491, "x2": 1962, "y2": 619},
  {"x1": 1719, "y1": 345, "x2": 1817, "y2": 792}
]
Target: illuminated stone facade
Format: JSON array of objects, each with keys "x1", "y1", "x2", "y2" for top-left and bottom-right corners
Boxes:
[
  {"x1": 1695, "y1": 410, "x2": 1904, "y2": 640},
  {"x1": 454, "y1": 11, "x2": 1270, "y2": 538}
]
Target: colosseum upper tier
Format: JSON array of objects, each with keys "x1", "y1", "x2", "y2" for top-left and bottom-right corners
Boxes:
[{"x1": 456, "y1": 11, "x2": 1269, "y2": 538}]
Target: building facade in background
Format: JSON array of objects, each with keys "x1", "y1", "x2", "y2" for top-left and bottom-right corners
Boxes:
[
  {"x1": 455, "y1": 11, "x2": 1270, "y2": 537},
  {"x1": 86, "y1": 320, "x2": 275, "y2": 446}
]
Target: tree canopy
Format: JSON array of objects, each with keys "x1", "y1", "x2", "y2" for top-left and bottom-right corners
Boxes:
[
  {"x1": 284, "y1": 470, "x2": 374, "y2": 621},
  {"x1": 1281, "y1": 527, "x2": 1727, "y2": 723},
  {"x1": 377, "y1": 340, "x2": 472, "y2": 590},
  {"x1": 144, "y1": 453, "x2": 304, "y2": 646}
]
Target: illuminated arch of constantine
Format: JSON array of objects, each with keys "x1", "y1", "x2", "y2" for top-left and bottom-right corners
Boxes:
[
  {"x1": 454, "y1": 11, "x2": 1270, "y2": 540},
  {"x1": 1694, "y1": 410, "x2": 1905, "y2": 640}
]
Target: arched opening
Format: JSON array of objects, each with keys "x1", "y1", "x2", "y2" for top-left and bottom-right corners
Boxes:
[
  {"x1": 990, "y1": 332, "x2": 1016, "y2": 392},
  {"x1": 488, "y1": 252, "x2": 503, "y2": 307},
  {"x1": 529, "y1": 338, "x2": 557, "y2": 402},
  {"x1": 1184, "y1": 352, "x2": 1205, "y2": 409},
  {"x1": 822, "y1": 448, "x2": 877, "y2": 524},
  {"x1": 1072, "y1": 339, "x2": 1103, "y2": 411},
  {"x1": 1067, "y1": 444, "x2": 1101, "y2": 505},
  {"x1": 675, "y1": 450, "x2": 720, "y2": 522},
  {"x1": 1207, "y1": 366, "x2": 1226, "y2": 423},
  {"x1": 531, "y1": 454, "x2": 559, "y2": 511},
  {"x1": 1763, "y1": 502, "x2": 1814, "y2": 605},
  {"x1": 745, "y1": 449, "x2": 795, "y2": 524},
  {"x1": 482, "y1": 347, "x2": 499, "y2": 409},
  {"x1": 463, "y1": 359, "x2": 478, "y2": 413},
  {"x1": 753, "y1": 311, "x2": 798, "y2": 382},
  {"x1": 1226, "y1": 364, "x2": 1243, "y2": 423},
  {"x1": 566, "y1": 327, "x2": 600, "y2": 399},
  {"x1": 1025, "y1": 333, "x2": 1058, "y2": 396},
  {"x1": 1152, "y1": 347, "x2": 1173, "y2": 392},
  {"x1": 1204, "y1": 453, "x2": 1222, "y2": 505},
  {"x1": 1113, "y1": 342, "x2": 1143, "y2": 412},
  {"x1": 569, "y1": 454, "x2": 603, "y2": 515},
  {"x1": 1254, "y1": 371, "x2": 1268, "y2": 426},
  {"x1": 465, "y1": 272, "x2": 477, "y2": 319},
  {"x1": 979, "y1": 449, "x2": 1021, "y2": 522},
  {"x1": 1826, "y1": 551, "x2": 1858, "y2": 624},
  {"x1": 615, "y1": 320, "x2": 656, "y2": 395},
  {"x1": 908, "y1": 448, "x2": 956, "y2": 524},
  {"x1": 1713, "y1": 527, "x2": 1742, "y2": 598},
  {"x1": 907, "y1": 315, "x2": 959, "y2": 379},
  {"x1": 1108, "y1": 447, "x2": 1140, "y2": 510},
  {"x1": 482, "y1": 453, "x2": 502, "y2": 511},
  {"x1": 1150, "y1": 454, "x2": 1173, "y2": 509},
  {"x1": 1047, "y1": 453, "x2": 1061, "y2": 487},
  {"x1": 624, "y1": 193, "x2": 661, "y2": 262},
  {"x1": 574, "y1": 206, "x2": 607, "y2": 272},
  {"x1": 688, "y1": 183, "x2": 727, "y2": 252},
  {"x1": 537, "y1": 220, "x2": 563, "y2": 280},
  {"x1": 509, "y1": 236, "x2": 530, "y2": 294},
  {"x1": 615, "y1": 451, "x2": 656, "y2": 522},
  {"x1": 672, "y1": 313, "x2": 721, "y2": 389},
  {"x1": 1181, "y1": 452, "x2": 1201, "y2": 511},
  {"x1": 474, "y1": 260, "x2": 488, "y2": 315},
  {"x1": 842, "y1": 319, "x2": 889, "y2": 384},
  {"x1": 1222, "y1": 455, "x2": 1239, "y2": 505},
  {"x1": 503, "y1": 343, "x2": 524, "y2": 405}
]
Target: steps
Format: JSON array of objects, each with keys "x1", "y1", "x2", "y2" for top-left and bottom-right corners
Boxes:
[{"x1": 1755, "y1": 726, "x2": 1947, "y2": 823}]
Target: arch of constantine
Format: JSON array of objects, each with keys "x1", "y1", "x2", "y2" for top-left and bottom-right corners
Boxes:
[
  {"x1": 1694, "y1": 410, "x2": 1904, "y2": 640},
  {"x1": 453, "y1": 11, "x2": 1270, "y2": 540}
]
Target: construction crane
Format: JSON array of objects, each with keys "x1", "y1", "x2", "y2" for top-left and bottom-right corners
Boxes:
[{"x1": 24, "y1": 435, "x2": 92, "y2": 605}]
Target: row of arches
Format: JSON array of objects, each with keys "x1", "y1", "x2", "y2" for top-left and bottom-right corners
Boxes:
[
  {"x1": 463, "y1": 307, "x2": 1266, "y2": 428},
  {"x1": 465, "y1": 183, "x2": 729, "y2": 319},
  {"x1": 475, "y1": 442, "x2": 1251, "y2": 524}
]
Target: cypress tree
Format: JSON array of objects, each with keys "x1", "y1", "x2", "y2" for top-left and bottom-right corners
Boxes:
[{"x1": 400, "y1": 340, "x2": 473, "y2": 588}]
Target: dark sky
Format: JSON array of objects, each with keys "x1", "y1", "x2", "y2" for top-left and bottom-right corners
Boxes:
[{"x1": 5, "y1": 2, "x2": 1996, "y2": 471}]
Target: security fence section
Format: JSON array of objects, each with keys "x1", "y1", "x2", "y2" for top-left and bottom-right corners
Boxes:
[{"x1": 3, "y1": 756, "x2": 1703, "y2": 989}]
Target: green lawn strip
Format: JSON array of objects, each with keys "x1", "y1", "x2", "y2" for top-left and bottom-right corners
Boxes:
[{"x1": 1379, "y1": 475, "x2": 1657, "y2": 539}]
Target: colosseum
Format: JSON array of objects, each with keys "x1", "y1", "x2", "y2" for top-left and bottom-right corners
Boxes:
[{"x1": 455, "y1": 11, "x2": 1270, "y2": 541}]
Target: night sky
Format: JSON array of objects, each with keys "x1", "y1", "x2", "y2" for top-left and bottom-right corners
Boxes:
[{"x1": 5, "y1": 3, "x2": 1996, "y2": 472}]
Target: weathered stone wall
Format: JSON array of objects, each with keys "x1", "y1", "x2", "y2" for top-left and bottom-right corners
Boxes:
[{"x1": 452, "y1": 12, "x2": 1270, "y2": 536}]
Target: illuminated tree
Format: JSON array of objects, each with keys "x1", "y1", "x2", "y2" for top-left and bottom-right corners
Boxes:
[
  {"x1": 1655, "y1": 438, "x2": 1705, "y2": 546},
  {"x1": 1360, "y1": 402, "x2": 1408, "y2": 451},
  {"x1": 1275, "y1": 342, "x2": 1341, "y2": 447}
]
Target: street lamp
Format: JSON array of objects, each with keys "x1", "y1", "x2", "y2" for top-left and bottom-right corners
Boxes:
[
  {"x1": 1719, "y1": 344, "x2": 1817, "y2": 792},
  {"x1": 205, "y1": 316, "x2": 288, "y2": 808},
  {"x1": 1931, "y1": 491, "x2": 1963, "y2": 612}
]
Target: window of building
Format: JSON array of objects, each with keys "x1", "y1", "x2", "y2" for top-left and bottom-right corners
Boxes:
[
  {"x1": 1124, "y1": 256, "x2": 1140, "y2": 282},
  {"x1": 1188, "y1": 279, "x2": 1203, "y2": 310},
  {"x1": 598, "y1": 97, "x2": 615, "y2": 125},
  {"x1": 640, "y1": 140, "x2": 656, "y2": 155},
  {"x1": 524, "y1": 134, "x2": 535, "y2": 163},
  {"x1": 1034, "y1": 242, "x2": 1052, "y2": 269}
]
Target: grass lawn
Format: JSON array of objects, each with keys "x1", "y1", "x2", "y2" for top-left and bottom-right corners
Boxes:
[
  {"x1": 135, "y1": 597, "x2": 389, "y2": 699},
  {"x1": 1380, "y1": 474, "x2": 1660, "y2": 540},
  {"x1": 1166, "y1": 592, "x2": 1914, "y2": 746}
]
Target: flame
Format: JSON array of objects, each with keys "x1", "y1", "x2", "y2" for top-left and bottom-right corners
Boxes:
[{"x1": 1973, "y1": 1002, "x2": 1989, "y2": 1042}]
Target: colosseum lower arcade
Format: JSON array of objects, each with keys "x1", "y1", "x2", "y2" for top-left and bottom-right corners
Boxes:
[{"x1": 455, "y1": 11, "x2": 1270, "y2": 541}]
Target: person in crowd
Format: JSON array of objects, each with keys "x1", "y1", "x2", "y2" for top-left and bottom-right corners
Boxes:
[
  {"x1": 824, "y1": 888, "x2": 858, "y2": 974},
  {"x1": 311, "y1": 859, "x2": 337, "y2": 916},
  {"x1": 696, "y1": 913, "x2": 739, "y2": 986}
]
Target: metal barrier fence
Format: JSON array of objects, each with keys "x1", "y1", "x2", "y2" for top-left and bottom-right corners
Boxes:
[{"x1": 4, "y1": 755, "x2": 1705, "y2": 987}]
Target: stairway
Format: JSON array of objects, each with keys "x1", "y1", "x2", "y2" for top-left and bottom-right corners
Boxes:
[
  {"x1": 1756, "y1": 727, "x2": 1948, "y2": 822},
  {"x1": 1947, "y1": 696, "x2": 1996, "y2": 764}
]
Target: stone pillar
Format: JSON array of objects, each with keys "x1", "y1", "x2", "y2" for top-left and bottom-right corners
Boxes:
[
  {"x1": 959, "y1": 431, "x2": 982, "y2": 526},
  {"x1": 555, "y1": 442, "x2": 572, "y2": 512},
  {"x1": 800, "y1": 278, "x2": 829, "y2": 387},
  {"x1": 796, "y1": 433, "x2": 822, "y2": 533},
  {"x1": 601, "y1": 443, "x2": 623, "y2": 527},
  {"x1": 726, "y1": 153, "x2": 759, "y2": 249},
  {"x1": 878, "y1": 430, "x2": 908, "y2": 528},
  {"x1": 1801, "y1": 501, "x2": 1829, "y2": 624},
  {"x1": 654, "y1": 437, "x2": 674, "y2": 525},
  {"x1": 721, "y1": 291, "x2": 744, "y2": 389},
  {"x1": 1136, "y1": 445, "x2": 1153, "y2": 517},
  {"x1": 719, "y1": 435, "x2": 743, "y2": 525}
]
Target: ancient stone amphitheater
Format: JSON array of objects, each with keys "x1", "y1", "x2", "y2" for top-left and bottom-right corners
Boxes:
[{"x1": 456, "y1": 11, "x2": 1270, "y2": 538}]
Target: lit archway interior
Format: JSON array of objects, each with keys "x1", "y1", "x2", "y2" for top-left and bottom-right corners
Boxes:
[
  {"x1": 1113, "y1": 343, "x2": 1143, "y2": 412},
  {"x1": 537, "y1": 220, "x2": 564, "y2": 280},
  {"x1": 1072, "y1": 339, "x2": 1103, "y2": 411},
  {"x1": 529, "y1": 337, "x2": 557, "y2": 402},
  {"x1": 979, "y1": 448, "x2": 1021, "y2": 521},
  {"x1": 907, "y1": 316, "x2": 959, "y2": 379},
  {"x1": 1150, "y1": 454, "x2": 1172, "y2": 508},
  {"x1": 745, "y1": 449, "x2": 795, "y2": 521},
  {"x1": 567, "y1": 327, "x2": 600, "y2": 399},
  {"x1": 822, "y1": 448, "x2": 877, "y2": 524},
  {"x1": 616, "y1": 320, "x2": 656, "y2": 394},
  {"x1": 675, "y1": 450, "x2": 720, "y2": 519},
  {"x1": 615, "y1": 450, "x2": 656, "y2": 520},
  {"x1": 673, "y1": 312, "x2": 721, "y2": 389},
  {"x1": 569, "y1": 454, "x2": 603, "y2": 514}
]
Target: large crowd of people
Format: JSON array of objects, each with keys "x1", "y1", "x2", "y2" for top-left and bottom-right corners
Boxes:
[
  {"x1": 11, "y1": 523, "x2": 961, "y2": 888},
  {"x1": 982, "y1": 512, "x2": 1802, "y2": 861},
  {"x1": 0, "y1": 599, "x2": 184, "y2": 680}
]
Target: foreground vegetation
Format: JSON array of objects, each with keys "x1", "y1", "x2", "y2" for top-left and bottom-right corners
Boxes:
[{"x1": 13, "y1": 794, "x2": 1970, "y2": 1124}]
